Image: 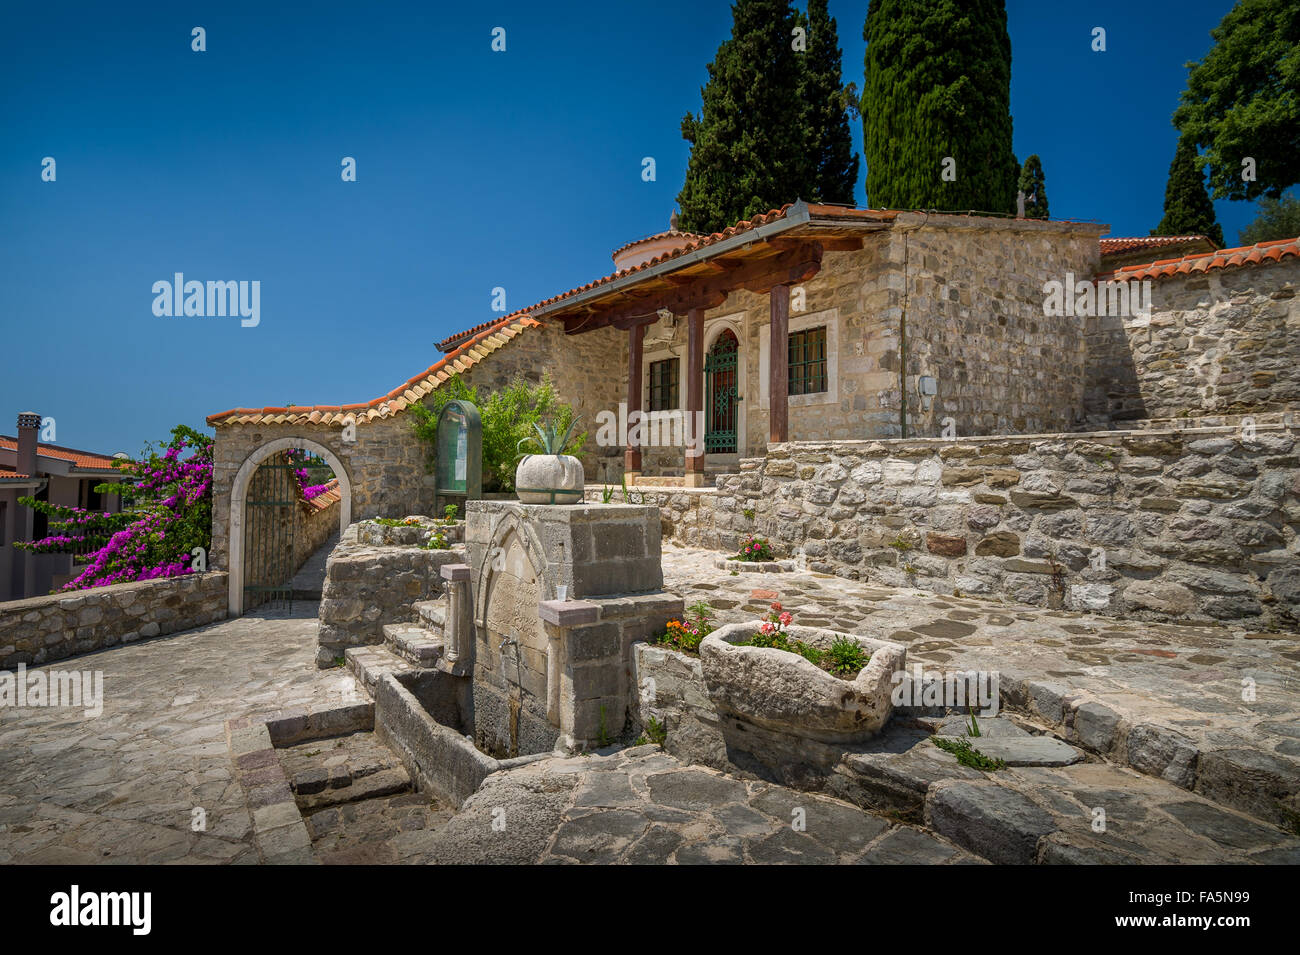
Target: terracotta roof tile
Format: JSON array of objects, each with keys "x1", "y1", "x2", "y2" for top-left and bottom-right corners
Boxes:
[
  {"x1": 0, "y1": 437, "x2": 122, "y2": 471},
  {"x1": 1097, "y1": 237, "x2": 1300, "y2": 283},
  {"x1": 207, "y1": 314, "x2": 543, "y2": 427},
  {"x1": 1100, "y1": 235, "x2": 1212, "y2": 256}
]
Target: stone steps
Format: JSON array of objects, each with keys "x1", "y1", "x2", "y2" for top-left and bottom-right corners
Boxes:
[
  {"x1": 345, "y1": 645, "x2": 417, "y2": 696},
  {"x1": 296, "y1": 767, "x2": 412, "y2": 811},
  {"x1": 382, "y1": 623, "x2": 444, "y2": 667},
  {"x1": 412, "y1": 599, "x2": 447, "y2": 630}
]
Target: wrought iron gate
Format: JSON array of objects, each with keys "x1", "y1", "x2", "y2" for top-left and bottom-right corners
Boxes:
[
  {"x1": 243, "y1": 455, "x2": 297, "y2": 612},
  {"x1": 704, "y1": 331, "x2": 739, "y2": 453}
]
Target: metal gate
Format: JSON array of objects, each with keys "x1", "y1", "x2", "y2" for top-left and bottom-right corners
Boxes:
[
  {"x1": 242, "y1": 454, "x2": 297, "y2": 612},
  {"x1": 704, "y1": 330, "x2": 739, "y2": 453}
]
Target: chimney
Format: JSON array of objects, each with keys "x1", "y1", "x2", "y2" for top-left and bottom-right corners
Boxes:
[{"x1": 17, "y1": 412, "x2": 40, "y2": 478}]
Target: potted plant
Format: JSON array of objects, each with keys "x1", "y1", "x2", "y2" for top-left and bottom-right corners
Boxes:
[
  {"x1": 699, "y1": 602, "x2": 907, "y2": 743},
  {"x1": 515, "y1": 418, "x2": 584, "y2": 505}
]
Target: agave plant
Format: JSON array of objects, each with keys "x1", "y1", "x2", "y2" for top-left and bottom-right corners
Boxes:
[{"x1": 518, "y1": 416, "x2": 580, "y2": 456}]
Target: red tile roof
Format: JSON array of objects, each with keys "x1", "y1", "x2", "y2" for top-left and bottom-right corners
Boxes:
[
  {"x1": 436, "y1": 203, "x2": 899, "y2": 351},
  {"x1": 1097, "y1": 237, "x2": 1300, "y2": 282},
  {"x1": 0, "y1": 437, "x2": 123, "y2": 471},
  {"x1": 1100, "y1": 235, "x2": 1213, "y2": 256},
  {"x1": 208, "y1": 314, "x2": 542, "y2": 427},
  {"x1": 610, "y1": 229, "x2": 703, "y2": 259},
  {"x1": 304, "y1": 478, "x2": 342, "y2": 511}
]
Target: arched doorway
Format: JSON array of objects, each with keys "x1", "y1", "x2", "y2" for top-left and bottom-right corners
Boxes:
[
  {"x1": 228, "y1": 437, "x2": 352, "y2": 615},
  {"x1": 705, "y1": 327, "x2": 740, "y2": 455}
]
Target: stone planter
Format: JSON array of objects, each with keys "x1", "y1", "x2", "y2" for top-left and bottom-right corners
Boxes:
[
  {"x1": 515, "y1": 454, "x2": 584, "y2": 505},
  {"x1": 699, "y1": 623, "x2": 907, "y2": 744}
]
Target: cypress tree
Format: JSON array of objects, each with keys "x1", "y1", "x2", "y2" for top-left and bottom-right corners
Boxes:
[
  {"x1": 677, "y1": 0, "x2": 808, "y2": 234},
  {"x1": 1018, "y1": 154, "x2": 1049, "y2": 218},
  {"x1": 862, "y1": 0, "x2": 1018, "y2": 213},
  {"x1": 801, "y1": 0, "x2": 860, "y2": 205},
  {"x1": 1153, "y1": 137, "x2": 1225, "y2": 246}
]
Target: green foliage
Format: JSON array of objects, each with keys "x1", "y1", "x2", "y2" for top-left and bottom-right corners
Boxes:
[
  {"x1": 421, "y1": 530, "x2": 449, "y2": 550},
  {"x1": 931, "y1": 735, "x2": 1005, "y2": 770},
  {"x1": 1153, "y1": 136, "x2": 1225, "y2": 245},
  {"x1": 600, "y1": 484, "x2": 615, "y2": 504},
  {"x1": 1239, "y1": 191, "x2": 1300, "y2": 244},
  {"x1": 799, "y1": 0, "x2": 861, "y2": 204},
  {"x1": 443, "y1": 504, "x2": 459, "y2": 524},
  {"x1": 967, "y1": 706, "x2": 981, "y2": 738},
  {"x1": 735, "y1": 534, "x2": 773, "y2": 561},
  {"x1": 1018, "y1": 154, "x2": 1049, "y2": 219},
  {"x1": 862, "y1": 0, "x2": 1018, "y2": 213},
  {"x1": 677, "y1": 0, "x2": 859, "y2": 233},
  {"x1": 889, "y1": 534, "x2": 913, "y2": 551},
  {"x1": 826, "y1": 635, "x2": 870, "y2": 676},
  {"x1": 1173, "y1": 0, "x2": 1300, "y2": 201},
  {"x1": 518, "y1": 417, "x2": 580, "y2": 456},
  {"x1": 643, "y1": 715, "x2": 668, "y2": 747},
  {"x1": 409, "y1": 373, "x2": 585, "y2": 493}
]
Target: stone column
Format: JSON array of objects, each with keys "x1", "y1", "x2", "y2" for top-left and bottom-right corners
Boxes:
[
  {"x1": 539, "y1": 598, "x2": 599, "y2": 747},
  {"x1": 625, "y1": 323, "x2": 644, "y2": 478},
  {"x1": 769, "y1": 284, "x2": 790, "y2": 444},
  {"x1": 685, "y1": 307, "x2": 705, "y2": 486},
  {"x1": 440, "y1": 562, "x2": 472, "y2": 675}
]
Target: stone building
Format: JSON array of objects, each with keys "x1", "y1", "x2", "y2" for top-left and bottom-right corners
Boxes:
[{"x1": 206, "y1": 201, "x2": 1300, "y2": 619}]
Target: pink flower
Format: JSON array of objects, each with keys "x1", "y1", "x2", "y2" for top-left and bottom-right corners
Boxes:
[
  {"x1": 760, "y1": 622, "x2": 775, "y2": 635},
  {"x1": 779, "y1": 612, "x2": 793, "y2": 626}
]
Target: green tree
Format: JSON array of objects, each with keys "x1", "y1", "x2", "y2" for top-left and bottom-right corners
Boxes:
[
  {"x1": 1018, "y1": 154, "x2": 1049, "y2": 219},
  {"x1": 410, "y1": 374, "x2": 586, "y2": 493},
  {"x1": 862, "y1": 0, "x2": 1018, "y2": 214},
  {"x1": 677, "y1": 0, "x2": 810, "y2": 233},
  {"x1": 1238, "y1": 191, "x2": 1300, "y2": 245},
  {"x1": 1153, "y1": 136, "x2": 1225, "y2": 246},
  {"x1": 1173, "y1": 0, "x2": 1300, "y2": 201},
  {"x1": 800, "y1": 0, "x2": 860, "y2": 205}
]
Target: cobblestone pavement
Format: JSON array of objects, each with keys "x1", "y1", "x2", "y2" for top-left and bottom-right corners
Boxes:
[
  {"x1": 0, "y1": 603, "x2": 362, "y2": 864},
  {"x1": 661, "y1": 544, "x2": 1300, "y2": 768},
  {"x1": 409, "y1": 745, "x2": 985, "y2": 864}
]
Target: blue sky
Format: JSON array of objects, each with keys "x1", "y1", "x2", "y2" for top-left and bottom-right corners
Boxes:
[{"x1": 0, "y1": 0, "x2": 1260, "y2": 455}]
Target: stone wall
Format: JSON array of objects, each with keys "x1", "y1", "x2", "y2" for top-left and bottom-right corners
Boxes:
[
  {"x1": 1085, "y1": 259, "x2": 1300, "y2": 423},
  {"x1": 211, "y1": 321, "x2": 624, "y2": 573},
  {"x1": 699, "y1": 425, "x2": 1300, "y2": 630},
  {"x1": 295, "y1": 496, "x2": 340, "y2": 568},
  {"x1": 0, "y1": 572, "x2": 229, "y2": 669}
]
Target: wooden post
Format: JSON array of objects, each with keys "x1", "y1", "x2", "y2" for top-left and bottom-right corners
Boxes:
[
  {"x1": 685, "y1": 307, "x2": 705, "y2": 486},
  {"x1": 625, "y1": 323, "x2": 644, "y2": 475},
  {"x1": 769, "y1": 284, "x2": 789, "y2": 444}
]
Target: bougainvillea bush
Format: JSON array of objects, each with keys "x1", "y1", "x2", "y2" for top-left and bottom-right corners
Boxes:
[
  {"x1": 285, "y1": 447, "x2": 333, "y2": 501},
  {"x1": 17, "y1": 425, "x2": 214, "y2": 591}
]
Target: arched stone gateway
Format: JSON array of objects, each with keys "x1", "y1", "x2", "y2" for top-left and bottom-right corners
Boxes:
[{"x1": 227, "y1": 437, "x2": 352, "y2": 616}]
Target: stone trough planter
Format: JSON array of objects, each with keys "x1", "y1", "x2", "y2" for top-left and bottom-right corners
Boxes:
[{"x1": 699, "y1": 623, "x2": 907, "y2": 744}]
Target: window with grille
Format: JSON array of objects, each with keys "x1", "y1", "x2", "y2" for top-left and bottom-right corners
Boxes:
[
  {"x1": 649, "y1": 358, "x2": 679, "y2": 411},
  {"x1": 788, "y1": 326, "x2": 828, "y2": 396}
]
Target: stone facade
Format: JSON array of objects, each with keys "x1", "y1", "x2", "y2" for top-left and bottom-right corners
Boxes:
[
  {"x1": 0, "y1": 572, "x2": 228, "y2": 669},
  {"x1": 1085, "y1": 259, "x2": 1300, "y2": 422}
]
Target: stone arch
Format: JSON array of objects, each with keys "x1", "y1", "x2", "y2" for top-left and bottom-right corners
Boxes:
[
  {"x1": 471, "y1": 507, "x2": 550, "y2": 631},
  {"x1": 228, "y1": 436, "x2": 352, "y2": 615}
]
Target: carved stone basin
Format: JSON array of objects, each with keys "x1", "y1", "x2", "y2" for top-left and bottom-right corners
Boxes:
[{"x1": 699, "y1": 623, "x2": 907, "y2": 744}]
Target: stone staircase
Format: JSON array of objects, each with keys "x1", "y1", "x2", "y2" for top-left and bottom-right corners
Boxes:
[{"x1": 345, "y1": 597, "x2": 450, "y2": 694}]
